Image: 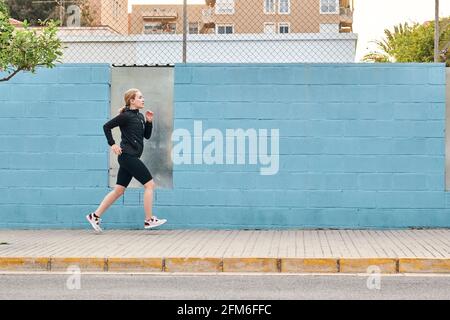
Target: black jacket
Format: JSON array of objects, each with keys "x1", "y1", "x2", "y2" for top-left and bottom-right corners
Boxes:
[{"x1": 103, "y1": 108, "x2": 153, "y2": 158}]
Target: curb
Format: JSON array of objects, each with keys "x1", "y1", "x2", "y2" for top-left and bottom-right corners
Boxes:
[
  {"x1": 399, "y1": 258, "x2": 450, "y2": 273},
  {"x1": 339, "y1": 258, "x2": 398, "y2": 274},
  {"x1": 0, "y1": 257, "x2": 449, "y2": 273},
  {"x1": 0, "y1": 257, "x2": 51, "y2": 271}
]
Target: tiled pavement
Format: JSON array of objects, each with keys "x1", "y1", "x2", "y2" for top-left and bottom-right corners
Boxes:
[{"x1": 0, "y1": 230, "x2": 449, "y2": 273}]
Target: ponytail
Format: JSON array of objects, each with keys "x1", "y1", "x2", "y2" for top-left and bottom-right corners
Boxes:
[{"x1": 118, "y1": 106, "x2": 127, "y2": 114}]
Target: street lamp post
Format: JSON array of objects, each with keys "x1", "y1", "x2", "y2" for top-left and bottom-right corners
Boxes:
[
  {"x1": 435, "y1": 0, "x2": 439, "y2": 62},
  {"x1": 182, "y1": 0, "x2": 187, "y2": 63}
]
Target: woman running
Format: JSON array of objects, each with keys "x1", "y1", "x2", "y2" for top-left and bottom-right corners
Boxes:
[{"x1": 86, "y1": 88, "x2": 167, "y2": 232}]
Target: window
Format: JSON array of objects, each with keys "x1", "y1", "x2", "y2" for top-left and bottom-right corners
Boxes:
[
  {"x1": 143, "y1": 23, "x2": 176, "y2": 34},
  {"x1": 217, "y1": 24, "x2": 234, "y2": 34},
  {"x1": 189, "y1": 22, "x2": 199, "y2": 34},
  {"x1": 279, "y1": 0, "x2": 290, "y2": 14},
  {"x1": 320, "y1": 0, "x2": 338, "y2": 14},
  {"x1": 279, "y1": 23, "x2": 290, "y2": 33},
  {"x1": 264, "y1": 0, "x2": 275, "y2": 14},
  {"x1": 264, "y1": 23, "x2": 276, "y2": 34},
  {"x1": 216, "y1": 0, "x2": 235, "y2": 14}
]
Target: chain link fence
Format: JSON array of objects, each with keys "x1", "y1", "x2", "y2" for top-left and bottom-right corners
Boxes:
[{"x1": 5, "y1": 0, "x2": 448, "y2": 65}]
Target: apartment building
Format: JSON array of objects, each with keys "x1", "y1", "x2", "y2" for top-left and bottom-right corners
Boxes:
[
  {"x1": 84, "y1": 0, "x2": 129, "y2": 34},
  {"x1": 129, "y1": 0, "x2": 354, "y2": 35},
  {"x1": 57, "y1": 0, "x2": 357, "y2": 64}
]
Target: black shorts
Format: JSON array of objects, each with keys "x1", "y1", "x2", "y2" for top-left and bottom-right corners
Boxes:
[{"x1": 117, "y1": 153, "x2": 152, "y2": 187}]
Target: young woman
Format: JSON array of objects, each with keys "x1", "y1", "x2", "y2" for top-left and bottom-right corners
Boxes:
[{"x1": 86, "y1": 88, "x2": 167, "y2": 232}]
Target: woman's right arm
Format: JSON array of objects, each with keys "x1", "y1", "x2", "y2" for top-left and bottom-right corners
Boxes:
[{"x1": 103, "y1": 113, "x2": 127, "y2": 154}]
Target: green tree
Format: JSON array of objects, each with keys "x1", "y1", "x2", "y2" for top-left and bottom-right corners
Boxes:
[
  {"x1": 363, "y1": 18, "x2": 450, "y2": 66},
  {"x1": 5, "y1": 0, "x2": 55, "y2": 26},
  {"x1": 6, "y1": 0, "x2": 96, "y2": 27},
  {"x1": 77, "y1": 0, "x2": 97, "y2": 27},
  {"x1": 0, "y1": 0, "x2": 63, "y2": 82}
]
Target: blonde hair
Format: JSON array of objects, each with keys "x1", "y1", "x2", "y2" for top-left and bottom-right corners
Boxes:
[{"x1": 118, "y1": 88, "x2": 140, "y2": 114}]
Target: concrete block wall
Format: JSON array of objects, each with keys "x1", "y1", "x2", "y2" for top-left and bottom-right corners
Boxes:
[
  {"x1": 160, "y1": 63, "x2": 449, "y2": 229},
  {"x1": 0, "y1": 64, "x2": 163, "y2": 229},
  {"x1": 0, "y1": 64, "x2": 119, "y2": 228},
  {"x1": 0, "y1": 63, "x2": 449, "y2": 229}
]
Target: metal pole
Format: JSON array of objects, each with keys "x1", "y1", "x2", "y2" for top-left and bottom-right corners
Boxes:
[
  {"x1": 434, "y1": 0, "x2": 439, "y2": 62},
  {"x1": 59, "y1": 0, "x2": 64, "y2": 27},
  {"x1": 182, "y1": 0, "x2": 187, "y2": 63}
]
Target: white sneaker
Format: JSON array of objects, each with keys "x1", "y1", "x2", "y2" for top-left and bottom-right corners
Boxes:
[
  {"x1": 86, "y1": 212, "x2": 103, "y2": 233},
  {"x1": 144, "y1": 216, "x2": 167, "y2": 229}
]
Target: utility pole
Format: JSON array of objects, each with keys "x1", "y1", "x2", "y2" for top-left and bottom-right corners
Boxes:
[
  {"x1": 182, "y1": 0, "x2": 187, "y2": 63},
  {"x1": 434, "y1": 0, "x2": 439, "y2": 62}
]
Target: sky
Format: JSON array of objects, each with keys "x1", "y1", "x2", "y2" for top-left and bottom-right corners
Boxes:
[{"x1": 128, "y1": 0, "x2": 450, "y2": 62}]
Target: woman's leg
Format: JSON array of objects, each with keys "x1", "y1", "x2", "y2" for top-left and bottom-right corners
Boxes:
[
  {"x1": 94, "y1": 185, "x2": 126, "y2": 218},
  {"x1": 118, "y1": 154, "x2": 157, "y2": 222},
  {"x1": 143, "y1": 180, "x2": 155, "y2": 221}
]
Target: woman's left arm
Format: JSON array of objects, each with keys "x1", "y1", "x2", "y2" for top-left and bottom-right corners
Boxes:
[
  {"x1": 144, "y1": 121, "x2": 153, "y2": 139},
  {"x1": 144, "y1": 111, "x2": 153, "y2": 139}
]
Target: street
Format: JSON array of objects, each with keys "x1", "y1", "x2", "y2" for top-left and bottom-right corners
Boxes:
[{"x1": 0, "y1": 273, "x2": 449, "y2": 300}]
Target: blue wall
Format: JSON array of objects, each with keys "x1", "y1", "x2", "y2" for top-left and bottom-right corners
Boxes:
[
  {"x1": 0, "y1": 64, "x2": 119, "y2": 228},
  {"x1": 165, "y1": 63, "x2": 449, "y2": 229},
  {"x1": 0, "y1": 63, "x2": 448, "y2": 229}
]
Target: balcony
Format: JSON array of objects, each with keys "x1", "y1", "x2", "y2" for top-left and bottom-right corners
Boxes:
[{"x1": 142, "y1": 9, "x2": 178, "y2": 21}]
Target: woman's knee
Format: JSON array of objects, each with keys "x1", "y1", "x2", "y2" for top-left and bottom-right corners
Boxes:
[
  {"x1": 114, "y1": 185, "x2": 126, "y2": 196},
  {"x1": 144, "y1": 180, "x2": 155, "y2": 190}
]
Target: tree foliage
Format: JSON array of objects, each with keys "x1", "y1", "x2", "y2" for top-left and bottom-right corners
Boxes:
[
  {"x1": 0, "y1": 0, "x2": 63, "y2": 82},
  {"x1": 363, "y1": 18, "x2": 450, "y2": 66},
  {"x1": 5, "y1": 0, "x2": 54, "y2": 26},
  {"x1": 5, "y1": 0, "x2": 95, "y2": 27}
]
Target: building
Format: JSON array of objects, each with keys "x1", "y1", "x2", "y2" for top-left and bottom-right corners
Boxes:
[
  {"x1": 57, "y1": 0, "x2": 357, "y2": 64},
  {"x1": 83, "y1": 0, "x2": 129, "y2": 34},
  {"x1": 129, "y1": 0, "x2": 354, "y2": 35}
]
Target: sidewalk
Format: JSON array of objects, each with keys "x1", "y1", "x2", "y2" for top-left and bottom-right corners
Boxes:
[{"x1": 0, "y1": 229, "x2": 449, "y2": 273}]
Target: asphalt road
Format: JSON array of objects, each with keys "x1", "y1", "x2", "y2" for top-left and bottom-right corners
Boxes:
[{"x1": 0, "y1": 273, "x2": 449, "y2": 300}]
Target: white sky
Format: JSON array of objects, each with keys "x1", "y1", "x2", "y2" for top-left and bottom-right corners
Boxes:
[{"x1": 129, "y1": 0, "x2": 450, "y2": 61}]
